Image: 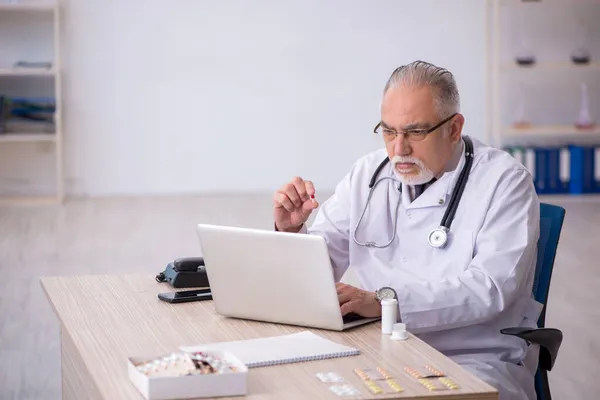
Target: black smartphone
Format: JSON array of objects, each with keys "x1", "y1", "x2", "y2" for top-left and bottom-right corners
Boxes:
[{"x1": 158, "y1": 288, "x2": 212, "y2": 303}]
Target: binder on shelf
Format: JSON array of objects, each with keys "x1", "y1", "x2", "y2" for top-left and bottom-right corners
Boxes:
[
  {"x1": 535, "y1": 147, "x2": 569, "y2": 194},
  {"x1": 0, "y1": 95, "x2": 56, "y2": 134},
  {"x1": 568, "y1": 145, "x2": 598, "y2": 194},
  {"x1": 504, "y1": 146, "x2": 542, "y2": 192},
  {"x1": 533, "y1": 148, "x2": 546, "y2": 193},
  {"x1": 595, "y1": 148, "x2": 600, "y2": 193},
  {"x1": 559, "y1": 147, "x2": 571, "y2": 193},
  {"x1": 504, "y1": 146, "x2": 570, "y2": 195}
]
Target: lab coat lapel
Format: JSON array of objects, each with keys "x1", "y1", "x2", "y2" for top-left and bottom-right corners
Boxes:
[
  {"x1": 406, "y1": 141, "x2": 468, "y2": 210},
  {"x1": 407, "y1": 178, "x2": 451, "y2": 209}
]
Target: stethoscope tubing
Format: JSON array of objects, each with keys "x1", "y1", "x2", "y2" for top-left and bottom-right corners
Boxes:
[{"x1": 352, "y1": 136, "x2": 474, "y2": 249}]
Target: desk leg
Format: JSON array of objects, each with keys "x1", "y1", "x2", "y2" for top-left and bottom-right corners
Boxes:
[{"x1": 61, "y1": 325, "x2": 103, "y2": 400}]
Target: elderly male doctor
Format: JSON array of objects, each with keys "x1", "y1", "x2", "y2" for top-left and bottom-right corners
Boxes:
[{"x1": 273, "y1": 60, "x2": 542, "y2": 400}]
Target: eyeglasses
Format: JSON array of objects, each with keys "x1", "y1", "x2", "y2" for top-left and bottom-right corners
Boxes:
[{"x1": 373, "y1": 113, "x2": 457, "y2": 142}]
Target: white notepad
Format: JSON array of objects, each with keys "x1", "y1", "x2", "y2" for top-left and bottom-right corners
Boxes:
[{"x1": 179, "y1": 331, "x2": 360, "y2": 368}]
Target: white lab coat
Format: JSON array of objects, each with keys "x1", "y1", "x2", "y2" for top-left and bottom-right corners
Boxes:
[{"x1": 305, "y1": 137, "x2": 542, "y2": 400}]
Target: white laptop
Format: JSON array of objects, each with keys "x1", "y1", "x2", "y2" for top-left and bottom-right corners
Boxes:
[{"x1": 195, "y1": 224, "x2": 380, "y2": 331}]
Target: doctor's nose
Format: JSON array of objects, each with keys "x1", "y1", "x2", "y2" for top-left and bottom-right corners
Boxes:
[{"x1": 393, "y1": 134, "x2": 412, "y2": 156}]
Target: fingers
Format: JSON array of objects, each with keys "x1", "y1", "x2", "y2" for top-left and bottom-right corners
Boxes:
[
  {"x1": 285, "y1": 177, "x2": 308, "y2": 208},
  {"x1": 275, "y1": 177, "x2": 318, "y2": 210},
  {"x1": 305, "y1": 200, "x2": 319, "y2": 211},
  {"x1": 338, "y1": 291, "x2": 353, "y2": 305},
  {"x1": 304, "y1": 180, "x2": 315, "y2": 198},
  {"x1": 274, "y1": 192, "x2": 295, "y2": 212},
  {"x1": 274, "y1": 184, "x2": 301, "y2": 211},
  {"x1": 292, "y1": 177, "x2": 309, "y2": 202},
  {"x1": 340, "y1": 300, "x2": 359, "y2": 316},
  {"x1": 285, "y1": 183, "x2": 302, "y2": 208},
  {"x1": 336, "y1": 283, "x2": 354, "y2": 305},
  {"x1": 336, "y1": 282, "x2": 349, "y2": 294}
]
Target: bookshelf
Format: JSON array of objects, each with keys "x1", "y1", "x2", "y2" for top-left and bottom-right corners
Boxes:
[
  {"x1": 0, "y1": 2, "x2": 55, "y2": 11},
  {"x1": 0, "y1": 133, "x2": 55, "y2": 143},
  {"x1": 500, "y1": 61, "x2": 600, "y2": 73},
  {"x1": 0, "y1": 68, "x2": 56, "y2": 76},
  {"x1": 489, "y1": 0, "x2": 600, "y2": 147},
  {"x1": 503, "y1": 126, "x2": 600, "y2": 148},
  {"x1": 489, "y1": 0, "x2": 600, "y2": 195},
  {"x1": 0, "y1": 0, "x2": 62, "y2": 204}
]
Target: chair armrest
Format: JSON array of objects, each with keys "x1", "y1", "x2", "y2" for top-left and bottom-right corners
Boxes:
[{"x1": 500, "y1": 327, "x2": 563, "y2": 371}]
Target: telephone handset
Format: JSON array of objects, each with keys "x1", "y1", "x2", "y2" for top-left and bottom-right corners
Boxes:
[
  {"x1": 155, "y1": 257, "x2": 210, "y2": 288},
  {"x1": 173, "y1": 257, "x2": 206, "y2": 272}
]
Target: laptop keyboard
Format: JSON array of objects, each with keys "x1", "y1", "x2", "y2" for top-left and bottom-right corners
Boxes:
[{"x1": 342, "y1": 312, "x2": 366, "y2": 324}]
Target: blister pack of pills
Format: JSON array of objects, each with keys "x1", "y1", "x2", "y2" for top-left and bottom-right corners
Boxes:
[
  {"x1": 404, "y1": 365, "x2": 446, "y2": 379},
  {"x1": 135, "y1": 351, "x2": 238, "y2": 378},
  {"x1": 329, "y1": 384, "x2": 361, "y2": 397},
  {"x1": 316, "y1": 372, "x2": 345, "y2": 383}
]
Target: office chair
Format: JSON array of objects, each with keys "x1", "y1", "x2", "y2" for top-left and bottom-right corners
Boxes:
[{"x1": 501, "y1": 202, "x2": 566, "y2": 400}]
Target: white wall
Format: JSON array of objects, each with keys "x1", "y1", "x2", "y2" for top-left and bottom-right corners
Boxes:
[{"x1": 0, "y1": 0, "x2": 489, "y2": 197}]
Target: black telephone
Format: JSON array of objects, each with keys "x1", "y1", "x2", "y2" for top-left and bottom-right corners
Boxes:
[{"x1": 155, "y1": 257, "x2": 210, "y2": 288}]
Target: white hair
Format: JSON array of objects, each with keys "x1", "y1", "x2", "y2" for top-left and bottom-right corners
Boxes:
[{"x1": 383, "y1": 60, "x2": 460, "y2": 118}]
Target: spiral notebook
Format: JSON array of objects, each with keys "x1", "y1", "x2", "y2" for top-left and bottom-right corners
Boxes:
[{"x1": 179, "y1": 331, "x2": 360, "y2": 368}]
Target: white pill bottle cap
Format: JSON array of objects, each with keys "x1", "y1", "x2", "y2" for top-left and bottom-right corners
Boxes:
[{"x1": 391, "y1": 323, "x2": 408, "y2": 340}]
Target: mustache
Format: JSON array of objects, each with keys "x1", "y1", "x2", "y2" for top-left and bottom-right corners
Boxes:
[{"x1": 391, "y1": 156, "x2": 424, "y2": 167}]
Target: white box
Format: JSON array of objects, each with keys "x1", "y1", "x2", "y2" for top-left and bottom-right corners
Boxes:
[{"x1": 128, "y1": 350, "x2": 248, "y2": 400}]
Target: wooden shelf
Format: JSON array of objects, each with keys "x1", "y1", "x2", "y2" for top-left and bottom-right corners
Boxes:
[
  {"x1": 505, "y1": 125, "x2": 600, "y2": 135},
  {"x1": 0, "y1": 2, "x2": 56, "y2": 12},
  {"x1": 0, "y1": 133, "x2": 56, "y2": 143},
  {"x1": 500, "y1": 0, "x2": 600, "y2": 5},
  {"x1": 501, "y1": 62, "x2": 600, "y2": 71},
  {"x1": 0, "y1": 194, "x2": 59, "y2": 206},
  {"x1": 0, "y1": 68, "x2": 55, "y2": 76},
  {"x1": 502, "y1": 125, "x2": 600, "y2": 146}
]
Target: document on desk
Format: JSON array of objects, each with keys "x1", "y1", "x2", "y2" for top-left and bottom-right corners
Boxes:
[{"x1": 180, "y1": 331, "x2": 360, "y2": 368}]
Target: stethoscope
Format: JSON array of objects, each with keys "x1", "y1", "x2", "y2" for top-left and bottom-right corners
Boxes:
[{"x1": 351, "y1": 136, "x2": 474, "y2": 249}]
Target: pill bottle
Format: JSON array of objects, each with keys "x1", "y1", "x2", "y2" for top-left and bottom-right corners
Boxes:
[{"x1": 381, "y1": 299, "x2": 398, "y2": 335}]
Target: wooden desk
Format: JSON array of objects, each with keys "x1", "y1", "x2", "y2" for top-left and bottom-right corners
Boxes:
[{"x1": 41, "y1": 274, "x2": 498, "y2": 400}]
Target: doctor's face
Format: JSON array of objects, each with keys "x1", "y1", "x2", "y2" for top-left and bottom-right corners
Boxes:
[{"x1": 379, "y1": 84, "x2": 464, "y2": 184}]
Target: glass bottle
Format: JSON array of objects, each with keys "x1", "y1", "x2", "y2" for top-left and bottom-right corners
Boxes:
[
  {"x1": 575, "y1": 83, "x2": 595, "y2": 129},
  {"x1": 571, "y1": 15, "x2": 591, "y2": 64},
  {"x1": 513, "y1": 82, "x2": 532, "y2": 128},
  {"x1": 514, "y1": 12, "x2": 536, "y2": 66}
]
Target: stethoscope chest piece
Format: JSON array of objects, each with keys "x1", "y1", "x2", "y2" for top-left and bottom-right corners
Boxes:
[{"x1": 428, "y1": 226, "x2": 449, "y2": 248}]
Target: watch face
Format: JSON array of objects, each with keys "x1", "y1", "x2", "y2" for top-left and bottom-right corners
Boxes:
[{"x1": 377, "y1": 287, "x2": 396, "y2": 301}]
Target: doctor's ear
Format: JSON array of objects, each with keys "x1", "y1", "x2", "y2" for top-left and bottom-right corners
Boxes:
[{"x1": 448, "y1": 113, "x2": 465, "y2": 142}]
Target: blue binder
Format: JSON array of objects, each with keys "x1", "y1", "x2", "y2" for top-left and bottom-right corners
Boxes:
[
  {"x1": 536, "y1": 147, "x2": 569, "y2": 194},
  {"x1": 569, "y1": 145, "x2": 596, "y2": 194},
  {"x1": 534, "y1": 148, "x2": 546, "y2": 193}
]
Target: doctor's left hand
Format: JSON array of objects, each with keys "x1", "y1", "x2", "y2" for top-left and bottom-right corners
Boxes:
[{"x1": 336, "y1": 283, "x2": 381, "y2": 318}]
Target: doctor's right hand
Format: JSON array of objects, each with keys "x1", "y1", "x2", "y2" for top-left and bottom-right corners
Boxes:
[{"x1": 273, "y1": 177, "x2": 319, "y2": 233}]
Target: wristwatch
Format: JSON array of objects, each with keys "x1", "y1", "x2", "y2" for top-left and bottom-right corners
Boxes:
[{"x1": 375, "y1": 286, "x2": 397, "y2": 303}]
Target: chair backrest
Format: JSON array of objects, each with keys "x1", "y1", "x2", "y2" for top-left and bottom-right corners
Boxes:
[{"x1": 533, "y1": 202, "x2": 566, "y2": 328}]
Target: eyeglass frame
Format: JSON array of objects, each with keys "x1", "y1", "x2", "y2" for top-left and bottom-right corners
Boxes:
[{"x1": 373, "y1": 112, "x2": 458, "y2": 142}]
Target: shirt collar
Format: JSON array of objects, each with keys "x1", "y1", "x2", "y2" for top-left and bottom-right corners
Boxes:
[{"x1": 399, "y1": 139, "x2": 468, "y2": 209}]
